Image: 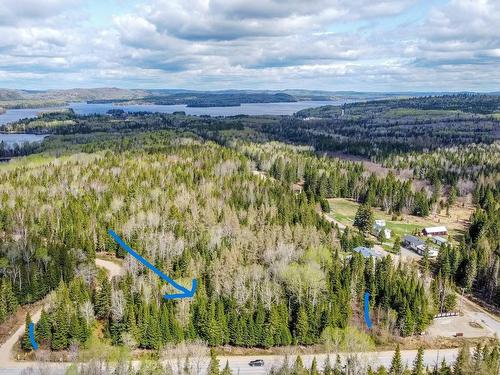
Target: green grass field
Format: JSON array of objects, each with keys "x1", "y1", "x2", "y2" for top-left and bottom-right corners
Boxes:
[{"x1": 327, "y1": 198, "x2": 466, "y2": 241}]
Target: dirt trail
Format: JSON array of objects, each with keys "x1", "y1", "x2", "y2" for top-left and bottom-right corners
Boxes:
[
  {"x1": 0, "y1": 258, "x2": 124, "y2": 367},
  {"x1": 95, "y1": 257, "x2": 125, "y2": 279}
]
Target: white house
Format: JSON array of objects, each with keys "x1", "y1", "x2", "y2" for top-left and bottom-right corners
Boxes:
[{"x1": 373, "y1": 219, "x2": 392, "y2": 240}]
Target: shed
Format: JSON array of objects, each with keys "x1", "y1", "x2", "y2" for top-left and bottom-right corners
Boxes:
[{"x1": 423, "y1": 226, "x2": 448, "y2": 236}]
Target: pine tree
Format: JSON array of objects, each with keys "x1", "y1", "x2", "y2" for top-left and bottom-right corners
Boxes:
[
  {"x1": 310, "y1": 357, "x2": 319, "y2": 375},
  {"x1": 390, "y1": 345, "x2": 403, "y2": 375},
  {"x1": 453, "y1": 345, "x2": 470, "y2": 375},
  {"x1": 392, "y1": 236, "x2": 401, "y2": 254},
  {"x1": 293, "y1": 355, "x2": 307, "y2": 375},
  {"x1": 36, "y1": 309, "x2": 52, "y2": 345},
  {"x1": 95, "y1": 277, "x2": 112, "y2": 319},
  {"x1": 208, "y1": 348, "x2": 220, "y2": 375},
  {"x1": 51, "y1": 305, "x2": 69, "y2": 350},
  {"x1": 296, "y1": 305, "x2": 310, "y2": 345},
  {"x1": 221, "y1": 360, "x2": 232, "y2": 375},
  {"x1": 438, "y1": 358, "x2": 451, "y2": 375},
  {"x1": 412, "y1": 347, "x2": 425, "y2": 375},
  {"x1": 354, "y1": 204, "x2": 374, "y2": 233},
  {"x1": 21, "y1": 312, "x2": 33, "y2": 351}
]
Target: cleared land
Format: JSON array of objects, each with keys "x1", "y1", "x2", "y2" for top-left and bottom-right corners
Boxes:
[{"x1": 326, "y1": 198, "x2": 473, "y2": 243}]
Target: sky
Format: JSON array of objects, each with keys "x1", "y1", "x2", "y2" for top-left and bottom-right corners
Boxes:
[{"x1": 0, "y1": 0, "x2": 498, "y2": 91}]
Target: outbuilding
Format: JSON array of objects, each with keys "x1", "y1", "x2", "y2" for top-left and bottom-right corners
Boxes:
[{"x1": 423, "y1": 226, "x2": 448, "y2": 236}]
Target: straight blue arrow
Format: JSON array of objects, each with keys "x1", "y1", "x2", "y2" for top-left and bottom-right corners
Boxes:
[{"x1": 108, "y1": 229, "x2": 197, "y2": 300}]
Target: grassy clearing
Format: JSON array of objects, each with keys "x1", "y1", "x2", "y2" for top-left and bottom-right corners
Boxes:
[{"x1": 328, "y1": 198, "x2": 472, "y2": 242}]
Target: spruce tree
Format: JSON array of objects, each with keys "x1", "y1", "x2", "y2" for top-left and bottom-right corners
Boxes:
[
  {"x1": 354, "y1": 204, "x2": 374, "y2": 233},
  {"x1": 438, "y1": 358, "x2": 451, "y2": 375},
  {"x1": 95, "y1": 277, "x2": 112, "y2": 320},
  {"x1": 453, "y1": 344, "x2": 470, "y2": 375},
  {"x1": 221, "y1": 360, "x2": 232, "y2": 375},
  {"x1": 310, "y1": 357, "x2": 319, "y2": 375},
  {"x1": 208, "y1": 348, "x2": 220, "y2": 375},
  {"x1": 21, "y1": 312, "x2": 33, "y2": 351},
  {"x1": 36, "y1": 309, "x2": 52, "y2": 345},
  {"x1": 390, "y1": 344, "x2": 403, "y2": 375},
  {"x1": 295, "y1": 305, "x2": 310, "y2": 345},
  {"x1": 293, "y1": 355, "x2": 307, "y2": 375},
  {"x1": 51, "y1": 306, "x2": 69, "y2": 350},
  {"x1": 412, "y1": 347, "x2": 425, "y2": 375}
]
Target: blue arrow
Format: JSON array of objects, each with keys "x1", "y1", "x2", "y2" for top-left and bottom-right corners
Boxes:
[
  {"x1": 108, "y1": 229, "x2": 197, "y2": 300},
  {"x1": 364, "y1": 291, "x2": 373, "y2": 329},
  {"x1": 29, "y1": 322, "x2": 39, "y2": 350}
]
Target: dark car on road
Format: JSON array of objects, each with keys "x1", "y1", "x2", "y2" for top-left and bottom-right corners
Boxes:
[{"x1": 249, "y1": 359, "x2": 264, "y2": 367}]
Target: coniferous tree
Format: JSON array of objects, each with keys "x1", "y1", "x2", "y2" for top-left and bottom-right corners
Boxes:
[
  {"x1": 390, "y1": 345, "x2": 404, "y2": 375},
  {"x1": 412, "y1": 347, "x2": 425, "y2": 375},
  {"x1": 21, "y1": 312, "x2": 33, "y2": 351},
  {"x1": 310, "y1": 357, "x2": 319, "y2": 375},
  {"x1": 354, "y1": 204, "x2": 374, "y2": 233},
  {"x1": 453, "y1": 345, "x2": 470, "y2": 375},
  {"x1": 208, "y1": 348, "x2": 220, "y2": 375},
  {"x1": 36, "y1": 309, "x2": 52, "y2": 345},
  {"x1": 295, "y1": 305, "x2": 310, "y2": 345},
  {"x1": 221, "y1": 360, "x2": 232, "y2": 375},
  {"x1": 51, "y1": 305, "x2": 69, "y2": 350}
]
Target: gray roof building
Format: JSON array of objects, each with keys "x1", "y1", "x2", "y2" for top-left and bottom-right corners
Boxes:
[{"x1": 353, "y1": 246, "x2": 385, "y2": 259}]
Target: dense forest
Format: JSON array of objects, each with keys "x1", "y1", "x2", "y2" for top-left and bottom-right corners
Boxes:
[
  {"x1": 0, "y1": 94, "x2": 498, "y2": 359},
  {"x1": 2, "y1": 136, "x2": 433, "y2": 353}
]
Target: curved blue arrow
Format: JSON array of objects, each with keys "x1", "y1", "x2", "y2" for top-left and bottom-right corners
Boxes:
[
  {"x1": 29, "y1": 322, "x2": 39, "y2": 350},
  {"x1": 108, "y1": 229, "x2": 197, "y2": 300},
  {"x1": 364, "y1": 291, "x2": 373, "y2": 329}
]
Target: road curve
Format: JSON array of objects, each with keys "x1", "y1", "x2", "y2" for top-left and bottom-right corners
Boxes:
[{"x1": 0, "y1": 258, "x2": 124, "y2": 370}]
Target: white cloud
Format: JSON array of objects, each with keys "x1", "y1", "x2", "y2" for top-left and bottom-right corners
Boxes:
[{"x1": 0, "y1": 0, "x2": 498, "y2": 91}]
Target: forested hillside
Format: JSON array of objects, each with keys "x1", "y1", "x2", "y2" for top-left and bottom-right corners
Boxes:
[
  {"x1": 1, "y1": 135, "x2": 435, "y2": 352},
  {"x1": 0, "y1": 94, "x2": 499, "y2": 357}
]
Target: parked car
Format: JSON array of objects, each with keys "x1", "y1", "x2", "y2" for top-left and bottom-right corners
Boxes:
[{"x1": 249, "y1": 359, "x2": 265, "y2": 367}]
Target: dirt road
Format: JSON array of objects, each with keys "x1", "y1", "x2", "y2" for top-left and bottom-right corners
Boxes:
[{"x1": 0, "y1": 258, "x2": 124, "y2": 368}]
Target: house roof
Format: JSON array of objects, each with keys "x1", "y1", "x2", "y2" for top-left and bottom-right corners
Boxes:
[
  {"x1": 353, "y1": 246, "x2": 384, "y2": 259},
  {"x1": 424, "y1": 226, "x2": 447, "y2": 233},
  {"x1": 404, "y1": 235, "x2": 424, "y2": 246},
  {"x1": 432, "y1": 236, "x2": 448, "y2": 243}
]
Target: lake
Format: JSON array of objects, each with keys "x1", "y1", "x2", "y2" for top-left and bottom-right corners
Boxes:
[
  {"x1": 0, "y1": 100, "x2": 342, "y2": 146},
  {"x1": 67, "y1": 100, "x2": 341, "y2": 116}
]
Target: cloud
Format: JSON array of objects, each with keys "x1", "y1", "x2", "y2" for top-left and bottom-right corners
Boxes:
[
  {"x1": 0, "y1": 0, "x2": 499, "y2": 91},
  {"x1": 0, "y1": 0, "x2": 82, "y2": 25}
]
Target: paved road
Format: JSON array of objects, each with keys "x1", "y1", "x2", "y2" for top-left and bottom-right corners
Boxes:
[{"x1": 0, "y1": 348, "x2": 460, "y2": 374}]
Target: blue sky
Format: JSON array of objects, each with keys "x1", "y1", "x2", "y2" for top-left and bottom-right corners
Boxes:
[{"x1": 0, "y1": 0, "x2": 498, "y2": 91}]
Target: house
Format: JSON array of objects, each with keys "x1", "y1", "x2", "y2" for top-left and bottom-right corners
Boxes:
[
  {"x1": 423, "y1": 226, "x2": 448, "y2": 236},
  {"x1": 403, "y1": 235, "x2": 424, "y2": 251},
  {"x1": 372, "y1": 219, "x2": 392, "y2": 240},
  {"x1": 431, "y1": 236, "x2": 448, "y2": 247},
  {"x1": 403, "y1": 235, "x2": 439, "y2": 257},
  {"x1": 353, "y1": 246, "x2": 385, "y2": 259}
]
